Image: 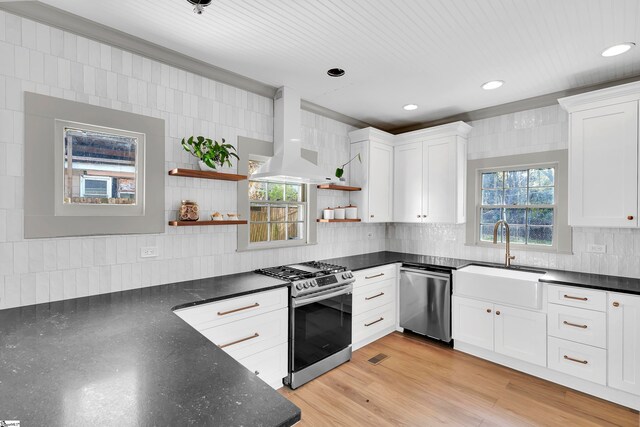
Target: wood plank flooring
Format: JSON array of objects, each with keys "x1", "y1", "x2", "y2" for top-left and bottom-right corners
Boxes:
[{"x1": 279, "y1": 332, "x2": 639, "y2": 426}]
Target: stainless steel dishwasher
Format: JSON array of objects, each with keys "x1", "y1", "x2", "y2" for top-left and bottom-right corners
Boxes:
[{"x1": 399, "y1": 263, "x2": 452, "y2": 343}]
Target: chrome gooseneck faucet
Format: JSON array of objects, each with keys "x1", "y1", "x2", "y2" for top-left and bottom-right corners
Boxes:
[{"x1": 493, "y1": 220, "x2": 516, "y2": 267}]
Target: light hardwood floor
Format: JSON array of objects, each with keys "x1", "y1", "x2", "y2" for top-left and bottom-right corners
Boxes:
[{"x1": 279, "y1": 332, "x2": 639, "y2": 426}]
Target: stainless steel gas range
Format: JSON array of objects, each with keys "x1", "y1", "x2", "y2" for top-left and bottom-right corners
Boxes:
[{"x1": 256, "y1": 261, "x2": 355, "y2": 389}]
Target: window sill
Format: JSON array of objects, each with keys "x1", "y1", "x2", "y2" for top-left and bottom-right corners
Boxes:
[{"x1": 236, "y1": 240, "x2": 318, "y2": 252}]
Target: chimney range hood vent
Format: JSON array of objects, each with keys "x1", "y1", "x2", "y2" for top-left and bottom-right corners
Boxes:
[{"x1": 250, "y1": 87, "x2": 336, "y2": 184}]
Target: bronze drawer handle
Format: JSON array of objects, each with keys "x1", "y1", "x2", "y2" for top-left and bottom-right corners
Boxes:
[
  {"x1": 628, "y1": 215, "x2": 634, "y2": 220},
  {"x1": 365, "y1": 317, "x2": 384, "y2": 327},
  {"x1": 564, "y1": 355, "x2": 588, "y2": 365},
  {"x1": 613, "y1": 302, "x2": 620, "y2": 307},
  {"x1": 563, "y1": 294, "x2": 588, "y2": 301},
  {"x1": 563, "y1": 320, "x2": 588, "y2": 329},
  {"x1": 365, "y1": 292, "x2": 385, "y2": 301},
  {"x1": 217, "y1": 302, "x2": 260, "y2": 316},
  {"x1": 219, "y1": 333, "x2": 259, "y2": 349},
  {"x1": 365, "y1": 273, "x2": 385, "y2": 280}
]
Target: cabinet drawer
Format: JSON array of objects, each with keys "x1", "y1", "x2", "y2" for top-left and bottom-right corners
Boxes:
[
  {"x1": 548, "y1": 303, "x2": 607, "y2": 348},
  {"x1": 200, "y1": 307, "x2": 288, "y2": 360},
  {"x1": 174, "y1": 287, "x2": 288, "y2": 330},
  {"x1": 353, "y1": 278, "x2": 395, "y2": 316},
  {"x1": 547, "y1": 285, "x2": 606, "y2": 312},
  {"x1": 353, "y1": 303, "x2": 395, "y2": 344},
  {"x1": 548, "y1": 337, "x2": 607, "y2": 385},
  {"x1": 353, "y1": 264, "x2": 397, "y2": 287},
  {"x1": 238, "y1": 342, "x2": 288, "y2": 390}
]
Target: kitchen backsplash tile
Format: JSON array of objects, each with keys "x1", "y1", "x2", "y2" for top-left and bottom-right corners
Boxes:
[{"x1": 0, "y1": 11, "x2": 385, "y2": 309}]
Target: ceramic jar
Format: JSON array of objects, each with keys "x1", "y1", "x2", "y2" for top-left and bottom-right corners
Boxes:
[
  {"x1": 345, "y1": 205, "x2": 358, "y2": 219},
  {"x1": 334, "y1": 207, "x2": 346, "y2": 220},
  {"x1": 323, "y1": 208, "x2": 334, "y2": 220},
  {"x1": 179, "y1": 200, "x2": 199, "y2": 221}
]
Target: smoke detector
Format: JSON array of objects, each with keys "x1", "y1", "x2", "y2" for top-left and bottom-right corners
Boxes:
[{"x1": 187, "y1": 0, "x2": 212, "y2": 15}]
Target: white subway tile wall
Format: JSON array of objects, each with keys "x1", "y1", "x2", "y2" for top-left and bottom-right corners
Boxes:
[
  {"x1": 388, "y1": 104, "x2": 640, "y2": 279},
  {"x1": 0, "y1": 11, "x2": 385, "y2": 310}
]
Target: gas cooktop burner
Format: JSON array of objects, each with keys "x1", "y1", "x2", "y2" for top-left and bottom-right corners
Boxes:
[{"x1": 255, "y1": 261, "x2": 347, "y2": 281}]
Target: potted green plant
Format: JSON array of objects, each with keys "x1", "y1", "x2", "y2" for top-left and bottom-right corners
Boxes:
[
  {"x1": 181, "y1": 136, "x2": 239, "y2": 171},
  {"x1": 335, "y1": 153, "x2": 361, "y2": 181}
]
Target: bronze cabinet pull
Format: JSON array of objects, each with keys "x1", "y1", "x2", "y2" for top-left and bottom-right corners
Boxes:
[
  {"x1": 365, "y1": 273, "x2": 385, "y2": 280},
  {"x1": 613, "y1": 302, "x2": 620, "y2": 307},
  {"x1": 563, "y1": 294, "x2": 588, "y2": 301},
  {"x1": 563, "y1": 320, "x2": 588, "y2": 329},
  {"x1": 217, "y1": 302, "x2": 260, "y2": 316},
  {"x1": 628, "y1": 215, "x2": 634, "y2": 220},
  {"x1": 486, "y1": 308, "x2": 492, "y2": 313},
  {"x1": 365, "y1": 292, "x2": 385, "y2": 301},
  {"x1": 365, "y1": 317, "x2": 384, "y2": 327},
  {"x1": 495, "y1": 310, "x2": 501, "y2": 315},
  {"x1": 219, "y1": 333, "x2": 259, "y2": 349},
  {"x1": 564, "y1": 355, "x2": 588, "y2": 364}
]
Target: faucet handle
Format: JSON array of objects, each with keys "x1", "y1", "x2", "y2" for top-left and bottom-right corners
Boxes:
[{"x1": 509, "y1": 255, "x2": 516, "y2": 260}]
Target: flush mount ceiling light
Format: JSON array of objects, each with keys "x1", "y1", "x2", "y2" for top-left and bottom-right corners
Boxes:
[
  {"x1": 601, "y1": 42, "x2": 636, "y2": 57},
  {"x1": 327, "y1": 68, "x2": 345, "y2": 77},
  {"x1": 481, "y1": 80, "x2": 504, "y2": 90},
  {"x1": 187, "y1": 0, "x2": 212, "y2": 15},
  {"x1": 403, "y1": 104, "x2": 418, "y2": 111}
]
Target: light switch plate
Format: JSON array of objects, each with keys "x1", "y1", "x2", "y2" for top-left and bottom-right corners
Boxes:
[
  {"x1": 141, "y1": 246, "x2": 159, "y2": 258},
  {"x1": 587, "y1": 244, "x2": 606, "y2": 254}
]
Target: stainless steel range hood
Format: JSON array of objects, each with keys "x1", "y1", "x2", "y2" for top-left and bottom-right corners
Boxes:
[{"x1": 251, "y1": 86, "x2": 336, "y2": 184}]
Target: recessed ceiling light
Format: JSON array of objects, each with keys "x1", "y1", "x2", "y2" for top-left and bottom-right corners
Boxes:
[
  {"x1": 327, "y1": 68, "x2": 345, "y2": 77},
  {"x1": 481, "y1": 80, "x2": 504, "y2": 90},
  {"x1": 601, "y1": 42, "x2": 635, "y2": 57},
  {"x1": 403, "y1": 104, "x2": 418, "y2": 111}
]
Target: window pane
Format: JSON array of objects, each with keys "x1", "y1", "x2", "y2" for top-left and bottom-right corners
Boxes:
[
  {"x1": 504, "y1": 208, "x2": 526, "y2": 225},
  {"x1": 482, "y1": 189, "x2": 503, "y2": 205},
  {"x1": 270, "y1": 223, "x2": 286, "y2": 241},
  {"x1": 250, "y1": 205, "x2": 268, "y2": 222},
  {"x1": 528, "y1": 208, "x2": 554, "y2": 226},
  {"x1": 528, "y1": 226, "x2": 553, "y2": 246},
  {"x1": 482, "y1": 172, "x2": 503, "y2": 189},
  {"x1": 250, "y1": 223, "x2": 268, "y2": 242},
  {"x1": 64, "y1": 127, "x2": 137, "y2": 205},
  {"x1": 287, "y1": 206, "x2": 304, "y2": 222},
  {"x1": 248, "y1": 160, "x2": 264, "y2": 176},
  {"x1": 270, "y1": 206, "x2": 287, "y2": 221},
  {"x1": 287, "y1": 222, "x2": 304, "y2": 241},
  {"x1": 508, "y1": 225, "x2": 526, "y2": 244},
  {"x1": 248, "y1": 181, "x2": 266, "y2": 201},
  {"x1": 504, "y1": 170, "x2": 527, "y2": 188},
  {"x1": 528, "y1": 187, "x2": 554, "y2": 205},
  {"x1": 480, "y1": 224, "x2": 499, "y2": 242},
  {"x1": 268, "y1": 183, "x2": 284, "y2": 201},
  {"x1": 285, "y1": 184, "x2": 302, "y2": 202},
  {"x1": 504, "y1": 188, "x2": 527, "y2": 205},
  {"x1": 480, "y1": 208, "x2": 502, "y2": 224},
  {"x1": 529, "y1": 168, "x2": 554, "y2": 187}
]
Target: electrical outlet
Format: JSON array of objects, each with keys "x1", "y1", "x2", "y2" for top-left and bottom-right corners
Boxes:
[
  {"x1": 587, "y1": 244, "x2": 606, "y2": 254},
  {"x1": 141, "y1": 246, "x2": 158, "y2": 258}
]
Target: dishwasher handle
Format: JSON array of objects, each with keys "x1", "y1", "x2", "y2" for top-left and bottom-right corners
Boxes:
[{"x1": 400, "y1": 267, "x2": 451, "y2": 279}]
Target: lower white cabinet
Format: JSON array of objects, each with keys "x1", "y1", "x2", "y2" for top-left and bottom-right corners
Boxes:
[
  {"x1": 608, "y1": 292, "x2": 640, "y2": 396},
  {"x1": 452, "y1": 296, "x2": 546, "y2": 366},
  {"x1": 548, "y1": 336, "x2": 607, "y2": 385},
  {"x1": 352, "y1": 265, "x2": 398, "y2": 350},
  {"x1": 175, "y1": 288, "x2": 288, "y2": 390}
]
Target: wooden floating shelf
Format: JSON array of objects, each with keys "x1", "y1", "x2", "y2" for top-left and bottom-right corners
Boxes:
[
  {"x1": 317, "y1": 184, "x2": 361, "y2": 191},
  {"x1": 169, "y1": 220, "x2": 247, "y2": 227},
  {"x1": 316, "y1": 219, "x2": 362, "y2": 223},
  {"x1": 168, "y1": 168, "x2": 247, "y2": 181}
]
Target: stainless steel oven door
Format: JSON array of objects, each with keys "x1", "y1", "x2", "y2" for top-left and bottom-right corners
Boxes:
[{"x1": 290, "y1": 285, "x2": 353, "y2": 374}]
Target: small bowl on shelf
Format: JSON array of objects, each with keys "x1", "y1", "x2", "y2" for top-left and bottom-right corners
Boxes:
[{"x1": 210, "y1": 212, "x2": 224, "y2": 221}]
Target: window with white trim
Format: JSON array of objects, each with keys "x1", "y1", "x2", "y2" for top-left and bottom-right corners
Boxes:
[
  {"x1": 248, "y1": 160, "x2": 307, "y2": 244},
  {"x1": 479, "y1": 166, "x2": 555, "y2": 247}
]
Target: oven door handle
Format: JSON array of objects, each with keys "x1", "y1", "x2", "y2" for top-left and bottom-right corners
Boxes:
[{"x1": 293, "y1": 285, "x2": 353, "y2": 308}]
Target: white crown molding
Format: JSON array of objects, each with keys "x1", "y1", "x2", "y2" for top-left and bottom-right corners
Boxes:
[
  {"x1": 558, "y1": 80, "x2": 640, "y2": 113},
  {"x1": 395, "y1": 121, "x2": 472, "y2": 144},
  {"x1": 348, "y1": 127, "x2": 395, "y2": 144}
]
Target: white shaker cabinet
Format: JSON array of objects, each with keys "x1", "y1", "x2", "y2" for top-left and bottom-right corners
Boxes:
[
  {"x1": 393, "y1": 122, "x2": 471, "y2": 224},
  {"x1": 559, "y1": 82, "x2": 640, "y2": 228},
  {"x1": 348, "y1": 128, "x2": 394, "y2": 223},
  {"x1": 608, "y1": 292, "x2": 640, "y2": 396},
  {"x1": 452, "y1": 296, "x2": 494, "y2": 350}
]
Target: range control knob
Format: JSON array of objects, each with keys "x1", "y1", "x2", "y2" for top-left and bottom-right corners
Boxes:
[
  {"x1": 303, "y1": 282, "x2": 310, "y2": 289},
  {"x1": 311, "y1": 281, "x2": 317, "y2": 287},
  {"x1": 295, "y1": 283, "x2": 303, "y2": 290}
]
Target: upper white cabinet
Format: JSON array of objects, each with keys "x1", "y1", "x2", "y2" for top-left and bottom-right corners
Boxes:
[
  {"x1": 393, "y1": 122, "x2": 471, "y2": 224},
  {"x1": 349, "y1": 128, "x2": 394, "y2": 223},
  {"x1": 608, "y1": 292, "x2": 640, "y2": 396},
  {"x1": 559, "y1": 82, "x2": 640, "y2": 228}
]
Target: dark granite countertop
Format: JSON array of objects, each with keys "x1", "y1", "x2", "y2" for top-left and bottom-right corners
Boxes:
[
  {"x1": 321, "y1": 251, "x2": 640, "y2": 295},
  {"x1": 0, "y1": 272, "x2": 300, "y2": 427}
]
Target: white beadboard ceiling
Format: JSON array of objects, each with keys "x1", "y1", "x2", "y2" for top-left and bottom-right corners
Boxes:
[{"x1": 39, "y1": 0, "x2": 640, "y2": 130}]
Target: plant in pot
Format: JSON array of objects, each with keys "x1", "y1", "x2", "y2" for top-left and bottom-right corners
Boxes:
[
  {"x1": 181, "y1": 136, "x2": 239, "y2": 172},
  {"x1": 335, "y1": 153, "x2": 361, "y2": 181}
]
